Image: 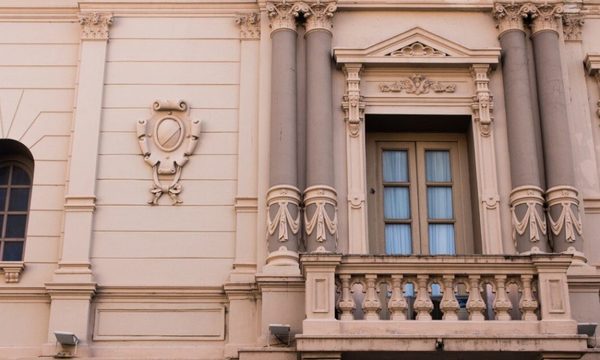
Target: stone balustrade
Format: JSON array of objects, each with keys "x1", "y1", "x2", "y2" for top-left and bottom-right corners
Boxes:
[{"x1": 299, "y1": 254, "x2": 581, "y2": 347}]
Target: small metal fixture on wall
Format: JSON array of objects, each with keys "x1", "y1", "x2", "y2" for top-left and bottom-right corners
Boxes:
[{"x1": 136, "y1": 100, "x2": 201, "y2": 205}]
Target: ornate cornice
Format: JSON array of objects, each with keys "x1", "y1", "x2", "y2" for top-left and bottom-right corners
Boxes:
[
  {"x1": 265, "y1": 1, "x2": 310, "y2": 32},
  {"x1": 492, "y1": 2, "x2": 532, "y2": 36},
  {"x1": 562, "y1": 14, "x2": 584, "y2": 41},
  {"x1": 304, "y1": 1, "x2": 337, "y2": 33},
  {"x1": 529, "y1": 2, "x2": 564, "y2": 35},
  {"x1": 235, "y1": 12, "x2": 261, "y2": 40},
  {"x1": 78, "y1": 12, "x2": 113, "y2": 40}
]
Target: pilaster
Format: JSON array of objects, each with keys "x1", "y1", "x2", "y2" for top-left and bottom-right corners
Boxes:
[
  {"x1": 341, "y1": 64, "x2": 368, "y2": 254},
  {"x1": 230, "y1": 13, "x2": 261, "y2": 283},
  {"x1": 44, "y1": 11, "x2": 111, "y2": 347},
  {"x1": 470, "y1": 64, "x2": 504, "y2": 254}
]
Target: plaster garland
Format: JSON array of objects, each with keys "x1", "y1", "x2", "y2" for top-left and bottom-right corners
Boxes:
[
  {"x1": 266, "y1": 185, "x2": 302, "y2": 242},
  {"x1": 136, "y1": 100, "x2": 201, "y2": 205},
  {"x1": 79, "y1": 12, "x2": 113, "y2": 40},
  {"x1": 379, "y1": 74, "x2": 456, "y2": 95},
  {"x1": 304, "y1": 186, "x2": 338, "y2": 246},
  {"x1": 235, "y1": 12, "x2": 261, "y2": 39},
  {"x1": 510, "y1": 186, "x2": 547, "y2": 248},
  {"x1": 546, "y1": 186, "x2": 583, "y2": 243}
]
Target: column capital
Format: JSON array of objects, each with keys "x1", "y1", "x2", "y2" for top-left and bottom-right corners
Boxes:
[
  {"x1": 235, "y1": 12, "x2": 261, "y2": 40},
  {"x1": 304, "y1": 1, "x2": 337, "y2": 34},
  {"x1": 529, "y1": 2, "x2": 564, "y2": 36},
  {"x1": 266, "y1": 1, "x2": 309, "y2": 33},
  {"x1": 78, "y1": 12, "x2": 113, "y2": 41},
  {"x1": 492, "y1": 2, "x2": 532, "y2": 36},
  {"x1": 562, "y1": 13, "x2": 584, "y2": 41}
]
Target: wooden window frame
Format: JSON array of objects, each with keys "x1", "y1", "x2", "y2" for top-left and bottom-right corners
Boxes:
[{"x1": 367, "y1": 132, "x2": 473, "y2": 255}]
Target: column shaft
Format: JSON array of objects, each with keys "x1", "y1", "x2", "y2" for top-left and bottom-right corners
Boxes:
[
  {"x1": 499, "y1": 29, "x2": 548, "y2": 253},
  {"x1": 532, "y1": 24, "x2": 583, "y2": 252}
]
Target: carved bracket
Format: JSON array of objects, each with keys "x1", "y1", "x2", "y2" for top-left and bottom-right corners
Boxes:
[
  {"x1": 379, "y1": 74, "x2": 456, "y2": 95},
  {"x1": 0, "y1": 262, "x2": 24, "y2": 283},
  {"x1": 471, "y1": 65, "x2": 494, "y2": 137},
  {"x1": 342, "y1": 64, "x2": 365, "y2": 138},
  {"x1": 136, "y1": 100, "x2": 201, "y2": 205}
]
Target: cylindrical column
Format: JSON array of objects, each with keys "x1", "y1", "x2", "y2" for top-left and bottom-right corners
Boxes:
[
  {"x1": 304, "y1": 1, "x2": 338, "y2": 253},
  {"x1": 530, "y1": 3, "x2": 583, "y2": 253},
  {"x1": 493, "y1": 3, "x2": 548, "y2": 253},
  {"x1": 265, "y1": 2, "x2": 302, "y2": 267}
]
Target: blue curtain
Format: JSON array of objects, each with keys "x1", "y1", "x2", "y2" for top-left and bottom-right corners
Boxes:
[
  {"x1": 425, "y1": 150, "x2": 455, "y2": 255},
  {"x1": 385, "y1": 224, "x2": 412, "y2": 254},
  {"x1": 425, "y1": 151, "x2": 451, "y2": 182},
  {"x1": 383, "y1": 151, "x2": 408, "y2": 182},
  {"x1": 429, "y1": 224, "x2": 455, "y2": 255}
]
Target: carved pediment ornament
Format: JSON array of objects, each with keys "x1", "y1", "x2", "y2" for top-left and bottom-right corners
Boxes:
[
  {"x1": 563, "y1": 14, "x2": 584, "y2": 41},
  {"x1": 235, "y1": 12, "x2": 261, "y2": 39},
  {"x1": 136, "y1": 100, "x2": 201, "y2": 205},
  {"x1": 266, "y1": 1, "x2": 311, "y2": 32},
  {"x1": 379, "y1": 74, "x2": 456, "y2": 95},
  {"x1": 388, "y1": 42, "x2": 448, "y2": 57},
  {"x1": 79, "y1": 12, "x2": 113, "y2": 40}
]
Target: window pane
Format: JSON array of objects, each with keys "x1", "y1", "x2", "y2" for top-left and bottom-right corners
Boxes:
[
  {"x1": 384, "y1": 187, "x2": 410, "y2": 219},
  {"x1": 0, "y1": 188, "x2": 6, "y2": 210},
  {"x1": 427, "y1": 187, "x2": 453, "y2": 219},
  {"x1": 2, "y1": 241, "x2": 23, "y2": 261},
  {"x1": 0, "y1": 166, "x2": 8, "y2": 185},
  {"x1": 8, "y1": 188, "x2": 29, "y2": 211},
  {"x1": 5, "y1": 215, "x2": 27, "y2": 238},
  {"x1": 385, "y1": 224, "x2": 412, "y2": 255},
  {"x1": 382, "y1": 151, "x2": 408, "y2": 182},
  {"x1": 11, "y1": 166, "x2": 30, "y2": 185},
  {"x1": 429, "y1": 224, "x2": 455, "y2": 255},
  {"x1": 425, "y1": 150, "x2": 451, "y2": 182}
]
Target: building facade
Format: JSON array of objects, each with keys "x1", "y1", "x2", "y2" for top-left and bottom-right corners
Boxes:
[{"x1": 0, "y1": 0, "x2": 599, "y2": 359}]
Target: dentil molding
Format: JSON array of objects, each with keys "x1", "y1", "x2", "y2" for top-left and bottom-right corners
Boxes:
[
  {"x1": 79, "y1": 12, "x2": 113, "y2": 40},
  {"x1": 136, "y1": 100, "x2": 201, "y2": 205}
]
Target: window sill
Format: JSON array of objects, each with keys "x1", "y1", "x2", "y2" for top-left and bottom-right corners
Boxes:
[{"x1": 0, "y1": 262, "x2": 24, "y2": 283}]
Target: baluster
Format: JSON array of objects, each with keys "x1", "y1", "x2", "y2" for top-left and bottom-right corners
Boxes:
[
  {"x1": 414, "y1": 275, "x2": 433, "y2": 320},
  {"x1": 338, "y1": 274, "x2": 355, "y2": 320},
  {"x1": 388, "y1": 275, "x2": 407, "y2": 320},
  {"x1": 362, "y1": 274, "x2": 381, "y2": 320},
  {"x1": 440, "y1": 275, "x2": 459, "y2": 320},
  {"x1": 466, "y1": 275, "x2": 486, "y2": 320},
  {"x1": 519, "y1": 274, "x2": 538, "y2": 321},
  {"x1": 493, "y1": 275, "x2": 512, "y2": 320}
]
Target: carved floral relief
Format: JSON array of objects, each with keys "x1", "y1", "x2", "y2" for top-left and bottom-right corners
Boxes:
[
  {"x1": 136, "y1": 100, "x2": 201, "y2": 205},
  {"x1": 379, "y1": 74, "x2": 456, "y2": 95}
]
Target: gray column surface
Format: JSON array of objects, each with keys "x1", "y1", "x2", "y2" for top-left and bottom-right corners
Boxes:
[
  {"x1": 306, "y1": 29, "x2": 334, "y2": 187},
  {"x1": 270, "y1": 29, "x2": 298, "y2": 187},
  {"x1": 532, "y1": 30, "x2": 583, "y2": 252},
  {"x1": 532, "y1": 31, "x2": 575, "y2": 189},
  {"x1": 500, "y1": 30, "x2": 549, "y2": 253}
]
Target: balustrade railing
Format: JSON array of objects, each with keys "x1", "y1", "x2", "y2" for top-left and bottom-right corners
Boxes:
[{"x1": 301, "y1": 254, "x2": 575, "y2": 333}]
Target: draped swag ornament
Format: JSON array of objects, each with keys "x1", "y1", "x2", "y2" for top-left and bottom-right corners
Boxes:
[
  {"x1": 266, "y1": 185, "x2": 301, "y2": 242},
  {"x1": 510, "y1": 186, "x2": 547, "y2": 248},
  {"x1": 546, "y1": 187, "x2": 583, "y2": 243},
  {"x1": 304, "y1": 186, "x2": 338, "y2": 246}
]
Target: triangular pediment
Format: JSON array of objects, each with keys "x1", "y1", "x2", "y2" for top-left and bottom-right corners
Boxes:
[{"x1": 334, "y1": 27, "x2": 500, "y2": 66}]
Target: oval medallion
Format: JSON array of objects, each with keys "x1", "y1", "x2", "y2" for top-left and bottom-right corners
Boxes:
[{"x1": 154, "y1": 116, "x2": 184, "y2": 152}]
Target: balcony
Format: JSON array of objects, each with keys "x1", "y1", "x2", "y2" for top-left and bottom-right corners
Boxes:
[{"x1": 297, "y1": 254, "x2": 587, "y2": 355}]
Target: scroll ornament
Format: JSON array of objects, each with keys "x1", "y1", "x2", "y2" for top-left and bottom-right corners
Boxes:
[
  {"x1": 136, "y1": 100, "x2": 201, "y2": 205},
  {"x1": 379, "y1": 74, "x2": 456, "y2": 95}
]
